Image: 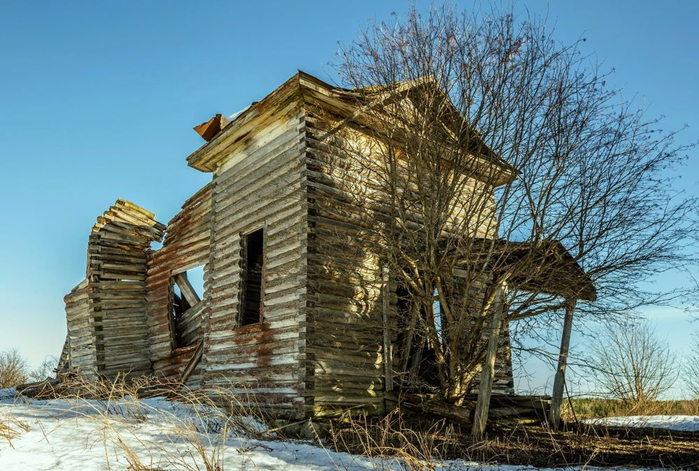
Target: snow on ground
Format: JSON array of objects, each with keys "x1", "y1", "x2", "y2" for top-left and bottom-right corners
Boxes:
[
  {"x1": 0, "y1": 388, "x2": 679, "y2": 470},
  {"x1": 584, "y1": 415, "x2": 699, "y2": 432}
]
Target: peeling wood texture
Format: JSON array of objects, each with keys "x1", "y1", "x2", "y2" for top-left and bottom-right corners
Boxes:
[
  {"x1": 64, "y1": 200, "x2": 165, "y2": 380},
  {"x1": 62, "y1": 71, "x2": 591, "y2": 421},
  {"x1": 147, "y1": 182, "x2": 212, "y2": 384},
  {"x1": 200, "y1": 79, "x2": 308, "y2": 418}
]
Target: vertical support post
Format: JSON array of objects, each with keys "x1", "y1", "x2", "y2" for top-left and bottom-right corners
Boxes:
[
  {"x1": 472, "y1": 287, "x2": 507, "y2": 440},
  {"x1": 549, "y1": 299, "x2": 577, "y2": 430},
  {"x1": 382, "y1": 266, "x2": 394, "y2": 395}
]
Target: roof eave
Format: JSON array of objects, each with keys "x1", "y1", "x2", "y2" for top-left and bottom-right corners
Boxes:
[{"x1": 186, "y1": 71, "x2": 308, "y2": 172}]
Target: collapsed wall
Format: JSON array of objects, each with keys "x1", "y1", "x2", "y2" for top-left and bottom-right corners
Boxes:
[
  {"x1": 62, "y1": 200, "x2": 164, "y2": 379},
  {"x1": 146, "y1": 183, "x2": 212, "y2": 384}
]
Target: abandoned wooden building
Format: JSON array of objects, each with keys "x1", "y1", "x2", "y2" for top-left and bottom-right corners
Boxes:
[{"x1": 59, "y1": 71, "x2": 595, "y2": 429}]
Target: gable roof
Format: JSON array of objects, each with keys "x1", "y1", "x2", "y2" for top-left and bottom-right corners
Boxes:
[{"x1": 186, "y1": 71, "x2": 517, "y2": 186}]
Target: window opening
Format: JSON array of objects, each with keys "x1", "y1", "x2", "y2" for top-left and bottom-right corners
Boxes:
[
  {"x1": 170, "y1": 268, "x2": 204, "y2": 348},
  {"x1": 240, "y1": 228, "x2": 264, "y2": 326}
]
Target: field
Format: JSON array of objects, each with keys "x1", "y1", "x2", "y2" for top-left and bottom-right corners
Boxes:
[{"x1": 1, "y1": 384, "x2": 698, "y2": 470}]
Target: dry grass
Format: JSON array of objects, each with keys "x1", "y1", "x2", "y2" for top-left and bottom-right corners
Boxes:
[
  {"x1": 323, "y1": 409, "x2": 468, "y2": 471},
  {"x1": 11, "y1": 377, "x2": 699, "y2": 469},
  {"x1": 320, "y1": 405, "x2": 699, "y2": 469},
  {"x1": 17, "y1": 374, "x2": 272, "y2": 471},
  {"x1": 0, "y1": 411, "x2": 30, "y2": 447},
  {"x1": 562, "y1": 397, "x2": 699, "y2": 421},
  {"x1": 481, "y1": 420, "x2": 699, "y2": 468}
]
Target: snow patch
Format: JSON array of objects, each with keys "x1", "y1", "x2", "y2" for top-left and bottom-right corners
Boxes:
[
  {"x1": 584, "y1": 415, "x2": 699, "y2": 432},
  {"x1": 0, "y1": 387, "x2": 17, "y2": 402},
  {"x1": 0, "y1": 397, "x2": 685, "y2": 470}
]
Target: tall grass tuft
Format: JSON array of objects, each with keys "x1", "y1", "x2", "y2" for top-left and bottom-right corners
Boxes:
[
  {"x1": 0, "y1": 411, "x2": 30, "y2": 447},
  {"x1": 23, "y1": 374, "x2": 271, "y2": 471}
]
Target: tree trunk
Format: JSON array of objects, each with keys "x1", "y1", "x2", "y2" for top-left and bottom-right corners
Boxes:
[
  {"x1": 471, "y1": 288, "x2": 507, "y2": 440},
  {"x1": 549, "y1": 299, "x2": 576, "y2": 429}
]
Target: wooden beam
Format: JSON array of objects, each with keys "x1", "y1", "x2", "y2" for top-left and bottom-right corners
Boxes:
[
  {"x1": 401, "y1": 396, "x2": 473, "y2": 426},
  {"x1": 472, "y1": 288, "x2": 507, "y2": 440},
  {"x1": 180, "y1": 340, "x2": 204, "y2": 386},
  {"x1": 382, "y1": 266, "x2": 393, "y2": 396},
  {"x1": 549, "y1": 299, "x2": 576, "y2": 429},
  {"x1": 174, "y1": 272, "x2": 201, "y2": 306}
]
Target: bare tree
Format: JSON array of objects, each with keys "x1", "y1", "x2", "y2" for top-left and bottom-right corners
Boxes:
[
  {"x1": 28, "y1": 356, "x2": 58, "y2": 383},
  {"x1": 0, "y1": 349, "x2": 29, "y2": 388},
  {"x1": 684, "y1": 332, "x2": 699, "y2": 398},
  {"x1": 330, "y1": 5, "x2": 696, "y2": 403},
  {"x1": 590, "y1": 321, "x2": 676, "y2": 403}
]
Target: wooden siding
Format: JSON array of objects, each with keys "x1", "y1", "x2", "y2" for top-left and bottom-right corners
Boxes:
[
  {"x1": 302, "y1": 99, "x2": 394, "y2": 416},
  {"x1": 198, "y1": 79, "x2": 308, "y2": 419},
  {"x1": 468, "y1": 322, "x2": 514, "y2": 395},
  {"x1": 64, "y1": 200, "x2": 164, "y2": 380},
  {"x1": 64, "y1": 279, "x2": 97, "y2": 379},
  {"x1": 146, "y1": 182, "x2": 212, "y2": 384},
  {"x1": 299, "y1": 74, "x2": 515, "y2": 414}
]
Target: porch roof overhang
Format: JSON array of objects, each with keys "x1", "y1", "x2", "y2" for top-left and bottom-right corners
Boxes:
[{"x1": 452, "y1": 238, "x2": 596, "y2": 302}]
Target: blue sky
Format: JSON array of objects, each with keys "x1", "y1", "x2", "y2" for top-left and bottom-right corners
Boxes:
[{"x1": 1, "y1": 1, "x2": 697, "y2": 395}]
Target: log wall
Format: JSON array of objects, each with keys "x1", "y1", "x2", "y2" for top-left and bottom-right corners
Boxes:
[
  {"x1": 64, "y1": 279, "x2": 97, "y2": 379},
  {"x1": 146, "y1": 183, "x2": 213, "y2": 384},
  {"x1": 299, "y1": 75, "x2": 515, "y2": 414},
  {"x1": 64, "y1": 200, "x2": 164, "y2": 380},
  {"x1": 198, "y1": 80, "x2": 308, "y2": 418},
  {"x1": 302, "y1": 98, "x2": 390, "y2": 416}
]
